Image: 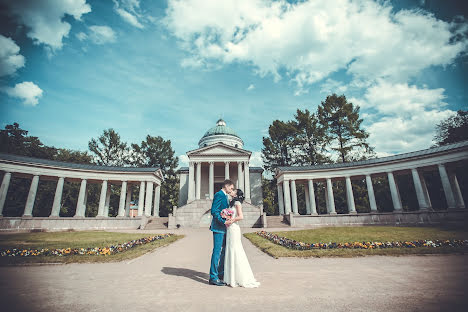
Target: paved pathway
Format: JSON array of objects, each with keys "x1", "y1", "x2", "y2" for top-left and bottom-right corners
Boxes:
[{"x1": 0, "y1": 228, "x2": 467, "y2": 312}]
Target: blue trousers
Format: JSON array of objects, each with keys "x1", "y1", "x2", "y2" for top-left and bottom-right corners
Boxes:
[{"x1": 209, "y1": 231, "x2": 226, "y2": 281}]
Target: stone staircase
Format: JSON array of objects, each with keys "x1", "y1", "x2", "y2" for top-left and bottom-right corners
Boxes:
[
  {"x1": 173, "y1": 199, "x2": 263, "y2": 228},
  {"x1": 266, "y1": 215, "x2": 290, "y2": 228},
  {"x1": 144, "y1": 217, "x2": 169, "y2": 230}
]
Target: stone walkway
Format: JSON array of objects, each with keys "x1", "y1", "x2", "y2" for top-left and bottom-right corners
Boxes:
[{"x1": 0, "y1": 228, "x2": 467, "y2": 312}]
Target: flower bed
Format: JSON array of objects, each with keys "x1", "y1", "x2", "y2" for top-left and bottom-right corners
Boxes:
[
  {"x1": 0, "y1": 233, "x2": 174, "y2": 257},
  {"x1": 255, "y1": 231, "x2": 468, "y2": 250}
]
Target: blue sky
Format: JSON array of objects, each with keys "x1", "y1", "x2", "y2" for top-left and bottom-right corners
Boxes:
[{"x1": 1, "y1": 0, "x2": 467, "y2": 169}]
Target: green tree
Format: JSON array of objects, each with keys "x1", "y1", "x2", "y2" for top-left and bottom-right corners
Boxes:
[
  {"x1": 291, "y1": 108, "x2": 330, "y2": 165},
  {"x1": 433, "y1": 110, "x2": 468, "y2": 146},
  {"x1": 132, "y1": 135, "x2": 179, "y2": 216},
  {"x1": 262, "y1": 120, "x2": 297, "y2": 173},
  {"x1": 317, "y1": 94, "x2": 375, "y2": 162},
  {"x1": 88, "y1": 128, "x2": 130, "y2": 166}
]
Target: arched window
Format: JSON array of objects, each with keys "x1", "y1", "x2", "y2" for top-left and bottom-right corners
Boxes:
[
  {"x1": 204, "y1": 144, "x2": 207, "y2": 147},
  {"x1": 235, "y1": 144, "x2": 238, "y2": 148}
]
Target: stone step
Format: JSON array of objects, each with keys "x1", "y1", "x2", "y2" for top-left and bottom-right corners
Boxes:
[{"x1": 145, "y1": 217, "x2": 169, "y2": 229}]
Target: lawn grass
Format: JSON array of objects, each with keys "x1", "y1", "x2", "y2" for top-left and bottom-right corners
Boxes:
[
  {"x1": 0, "y1": 231, "x2": 184, "y2": 265},
  {"x1": 244, "y1": 225, "x2": 468, "y2": 258}
]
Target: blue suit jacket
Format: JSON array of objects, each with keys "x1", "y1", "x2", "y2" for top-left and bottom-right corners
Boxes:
[{"x1": 210, "y1": 189, "x2": 229, "y2": 233}]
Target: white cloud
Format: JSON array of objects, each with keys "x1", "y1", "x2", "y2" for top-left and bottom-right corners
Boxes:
[
  {"x1": 76, "y1": 32, "x2": 88, "y2": 41},
  {"x1": 6, "y1": 81, "x2": 43, "y2": 106},
  {"x1": 164, "y1": 0, "x2": 467, "y2": 94},
  {"x1": 246, "y1": 84, "x2": 255, "y2": 91},
  {"x1": 113, "y1": 0, "x2": 145, "y2": 29},
  {"x1": 89, "y1": 26, "x2": 117, "y2": 44},
  {"x1": 4, "y1": 0, "x2": 91, "y2": 50},
  {"x1": 320, "y1": 79, "x2": 348, "y2": 94},
  {"x1": 355, "y1": 81, "x2": 456, "y2": 154},
  {"x1": 0, "y1": 35, "x2": 25, "y2": 77},
  {"x1": 249, "y1": 151, "x2": 263, "y2": 168},
  {"x1": 178, "y1": 154, "x2": 189, "y2": 167}
]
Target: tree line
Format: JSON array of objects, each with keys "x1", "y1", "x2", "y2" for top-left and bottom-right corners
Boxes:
[{"x1": 0, "y1": 124, "x2": 179, "y2": 217}]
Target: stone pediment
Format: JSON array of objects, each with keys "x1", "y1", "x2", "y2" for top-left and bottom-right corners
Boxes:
[{"x1": 187, "y1": 143, "x2": 251, "y2": 156}]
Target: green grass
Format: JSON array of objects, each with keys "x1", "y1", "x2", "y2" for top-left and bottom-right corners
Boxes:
[
  {"x1": 0, "y1": 231, "x2": 184, "y2": 265},
  {"x1": 244, "y1": 226, "x2": 468, "y2": 258}
]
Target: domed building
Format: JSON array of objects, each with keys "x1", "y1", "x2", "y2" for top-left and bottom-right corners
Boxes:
[{"x1": 176, "y1": 119, "x2": 264, "y2": 228}]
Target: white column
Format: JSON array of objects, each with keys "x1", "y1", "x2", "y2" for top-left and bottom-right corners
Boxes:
[
  {"x1": 365, "y1": 174, "x2": 378, "y2": 212},
  {"x1": 97, "y1": 179, "x2": 108, "y2": 217},
  {"x1": 283, "y1": 180, "x2": 292, "y2": 214},
  {"x1": 290, "y1": 179, "x2": 298, "y2": 214},
  {"x1": 125, "y1": 185, "x2": 132, "y2": 217},
  {"x1": 345, "y1": 176, "x2": 357, "y2": 214},
  {"x1": 438, "y1": 164, "x2": 456, "y2": 209},
  {"x1": 244, "y1": 161, "x2": 251, "y2": 200},
  {"x1": 74, "y1": 179, "x2": 87, "y2": 217},
  {"x1": 23, "y1": 175, "x2": 40, "y2": 216},
  {"x1": 449, "y1": 172, "x2": 465, "y2": 209},
  {"x1": 209, "y1": 161, "x2": 214, "y2": 199},
  {"x1": 277, "y1": 183, "x2": 285, "y2": 215},
  {"x1": 387, "y1": 171, "x2": 402, "y2": 211},
  {"x1": 0, "y1": 172, "x2": 12, "y2": 216},
  {"x1": 50, "y1": 177, "x2": 65, "y2": 217},
  {"x1": 224, "y1": 161, "x2": 230, "y2": 180},
  {"x1": 118, "y1": 181, "x2": 127, "y2": 217},
  {"x1": 324, "y1": 182, "x2": 329, "y2": 213},
  {"x1": 138, "y1": 181, "x2": 145, "y2": 216},
  {"x1": 411, "y1": 168, "x2": 429, "y2": 210},
  {"x1": 305, "y1": 184, "x2": 311, "y2": 214},
  {"x1": 308, "y1": 179, "x2": 317, "y2": 215},
  {"x1": 420, "y1": 171, "x2": 432, "y2": 210},
  {"x1": 196, "y1": 162, "x2": 201, "y2": 200},
  {"x1": 104, "y1": 184, "x2": 111, "y2": 217},
  {"x1": 153, "y1": 184, "x2": 161, "y2": 217},
  {"x1": 237, "y1": 162, "x2": 244, "y2": 190},
  {"x1": 145, "y1": 181, "x2": 153, "y2": 216},
  {"x1": 326, "y1": 178, "x2": 337, "y2": 214},
  {"x1": 188, "y1": 161, "x2": 195, "y2": 201}
]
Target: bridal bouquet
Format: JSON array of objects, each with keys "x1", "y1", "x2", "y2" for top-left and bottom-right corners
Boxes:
[{"x1": 221, "y1": 208, "x2": 234, "y2": 220}]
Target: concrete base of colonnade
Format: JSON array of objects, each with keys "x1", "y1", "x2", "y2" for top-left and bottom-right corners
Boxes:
[
  {"x1": 285, "y1": 209, "x2": 468, "y2": 228},
  {"x1": 0, "y1": 216, "x2": 149, "y2": 232}
]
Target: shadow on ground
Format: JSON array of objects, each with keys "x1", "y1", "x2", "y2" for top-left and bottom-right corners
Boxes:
[{"x1": 161, "y1": 267, "x2": 209, "y2": 285}]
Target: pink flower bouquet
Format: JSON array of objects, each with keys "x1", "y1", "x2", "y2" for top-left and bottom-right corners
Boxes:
[{"x1": 221, "y1": 208, "x2": 233, "y2": 220}]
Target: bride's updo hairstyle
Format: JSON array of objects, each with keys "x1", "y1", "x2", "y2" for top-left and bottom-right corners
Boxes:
[{"x1": 230, "y1": 189, "x2": 245, "y2": 207}]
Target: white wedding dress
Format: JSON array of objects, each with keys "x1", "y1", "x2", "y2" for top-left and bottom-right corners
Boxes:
[{"x1": 224, "y1": 201, "x2": 260, "y2": 288}]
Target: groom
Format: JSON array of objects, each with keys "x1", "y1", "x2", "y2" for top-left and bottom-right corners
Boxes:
[{"x1": 209, "y1": 179, "x2": 235, "y2": 286}]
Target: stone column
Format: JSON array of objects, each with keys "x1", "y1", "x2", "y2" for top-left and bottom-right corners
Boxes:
[
  {"x1": 117, "y1": 181, "x2": 127, "y2": 217},
  {"x1": 345, "y1": 176, "x2": 357, "y2": 214},
  {"x1": 438, "y1": 164, "x2": 456, "y2": 209},
  {"x1": 138, "y1": 181, "x2": 145, "y2": 216},
  {"x1": 365, "y1": 174, "x2": 378, "y2": 212},
  {"x1": 304, "y1": 184, "x2": 311, "y2": 214},
  {"x1": 290, "y1": 179, "x2": 298, "y2": 214},
  {"x1": 244, "y1": 161, "x2": 251, "y2": 200},
  {"x1": 153, "y1": 184, "x2": 161, "y2": 217},
  {"x1": 308, "y1": 179, "x2": 318, "y2": 215},
  {"x1": 420, "y1": 172, "x2": 432, "y2": 210},
  {"x1": 224, "y1": 161, "x2": 230, "y2": 180},
  {"x1": 283, "y1": 180, "x2": 292, "y2": 214},
  {"x1": 277, "y1": 183, "x2": 285, "y2": 215},
  {"x1": 196, "y1": 162, "x2": 201, "y2": 200},
  {"x1": 209, "y1": 161, "x2": 214, "y2": 199},
  {"x1": 0, "y1": 172, "x2": 12, "y2": 216},
  {"x1": 104, "y1": 184, "x2": 111, "y2": 217},
  {"x1": 23, "y1": 175, "x2": 40, "y2": 216},
  {"x1": 97, "y1": 179, "x2": 108, "y2": 217},
  {"x1": 237, "y1": 162, "x2": 244, "y2": 190},
  {"x1": 326, "y1": 178, "x2": 337, "y2": 215},
  {"x1": 50, "y1": 177, "x2": 65, "y2": 217},
  {"x1": 411, "y1": 168, "x2": 429, "y2": 210},
  {"x1": 188, "y1": 161, "x2": 195, "y2": 201},
  {"x1": 74, "y1": 179, "x2": 87, "y2": 217},
  {"x1": 324, "y1": 181, "x2": 330, "y2": 213},
  {"x1": 387, "y1": 171, "x2": 402, "y2": 211},
  {"x1": 125, "y1": 185, "x2": 132, "y2": 217},
  {"x1": 145, "y1": 181, "x2": 153, "y2": 216},
  {"x1": 449, "y1": 172, "x2": 465, "y2": 209}
]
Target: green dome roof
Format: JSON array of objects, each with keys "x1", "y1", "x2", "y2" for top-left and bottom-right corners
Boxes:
[{"x1": 201, "y1": 119, "x2": 240, "y2": 139}]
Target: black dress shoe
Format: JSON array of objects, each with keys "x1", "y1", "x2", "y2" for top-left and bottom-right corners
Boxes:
[{"x1": 209, "y1": 279, "x2": 226, "y2": 286}]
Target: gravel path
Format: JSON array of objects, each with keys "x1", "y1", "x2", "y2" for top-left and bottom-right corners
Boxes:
[{"x1": 0, "y1": 228, "x2": 466, "y2": 312}]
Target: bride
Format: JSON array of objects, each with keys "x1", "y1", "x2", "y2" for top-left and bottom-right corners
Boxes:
[{"x1": 223, "y1": 188, "x2": 260, "y2": 288}]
